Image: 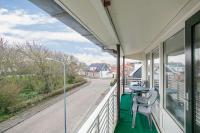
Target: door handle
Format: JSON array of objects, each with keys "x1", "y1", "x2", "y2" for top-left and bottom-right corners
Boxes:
[
  {"x1": 184, "y1": 92, "x2": 189, "y2": 111},
  {"x1": 185, "y1": 100, "x2": 189, "y2": 111}
]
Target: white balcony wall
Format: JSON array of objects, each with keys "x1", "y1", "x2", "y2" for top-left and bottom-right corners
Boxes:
[{"x1": 142, "y1": 1, "x2": 200, "y2": 133}]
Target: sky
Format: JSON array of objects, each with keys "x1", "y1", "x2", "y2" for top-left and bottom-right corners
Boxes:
[{"x1": 0, "y1": 0, "x2": 118, "y2": 65}]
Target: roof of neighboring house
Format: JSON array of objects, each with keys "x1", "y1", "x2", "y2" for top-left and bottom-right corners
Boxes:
[
  {"x1": 166, "y1": 66, "x2": 176, "y2": 73},
  {"x1": 168, "y1": 62, "x2": 184, "y2": 67},
  {"x1": 129, "y1": 64, "x2": 142, "y2": 77},
  {"x1": 87, "y1": 63, "x2": 109, "y2": 72},
  {"x1": 110, "y1": 66, "x2": 117, "y2": 73}
]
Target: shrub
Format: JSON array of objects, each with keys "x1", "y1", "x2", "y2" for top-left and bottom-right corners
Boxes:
[
  {"x1": 20, "y1": 82, "x2": 34, "y2": 94},
  {"x1": 0, "y1": 83, "x2": 20, "y2": 113},
  {"x1": 110, "y1": 79, "x2": 117, "y2": 86},
  {"x1": 74, "y1": 76, "x2": 84, "y2": 83},
  {"x1": 67, "y1": 75, "x2": 75, "y2": 84},
  {"x1": 20, "y1": 91, "x2": 38, "y2": 99}
]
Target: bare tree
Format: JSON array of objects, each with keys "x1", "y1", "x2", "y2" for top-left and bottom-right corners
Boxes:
[
  {"x1": 0, "y1": 38, "x2": 8, "y2": 76},
  {"x1": 17, "y1": 41, "x2": 52, "y2": 93},
  {"x1": 0, "y1": 38, "x2": 84, "y2": 93}
]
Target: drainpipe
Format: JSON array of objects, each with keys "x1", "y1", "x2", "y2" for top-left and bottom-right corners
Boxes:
[
  {"x1": 117, "y1": 44, "x2": 120, "y2": 122},
  {"x1": 123, "y1": 56, "x2": 125, "y2": 94}
]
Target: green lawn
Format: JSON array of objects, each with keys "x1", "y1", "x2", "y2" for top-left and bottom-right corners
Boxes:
[
  {"x1": 114, "y1": 94, "x2": 158, "y2": 133},
  {"x1": 0, "y1": 113, "x2": 13, "y2": 123}
]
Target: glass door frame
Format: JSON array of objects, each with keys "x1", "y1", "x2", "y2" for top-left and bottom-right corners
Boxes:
[
  {"x1": 185, "y1": 10, "x2": 200, "y2": 133},
  {"x1": 152, "y1": 47, "x2": 160, "y2": 90},
  {"x1": 146, "y1": 53, "x2": 151, "y2": 88},
  {"x1": 151, "y1": 47, "x2": 160, "y2": 123}
]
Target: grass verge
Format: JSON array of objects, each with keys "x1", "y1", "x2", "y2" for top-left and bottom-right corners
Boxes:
[{"x1": 0, "y1": 80, "x2": 87, "y2": 123}]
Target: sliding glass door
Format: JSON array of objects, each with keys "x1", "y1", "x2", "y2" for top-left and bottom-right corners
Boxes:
[
  {"x1": 164, "y1": 29, "x2": 185, "y2": 129},
  {"x1": 185, "y1": 10, "x2": 200, "y2": 133},
  {"x1": 152, "y1": 48, "x2": 160, "y2": 90},
  {"x1": 146, "y1": 53, "x2": 151, "y2": 88},
  {"x1": 152, "y1": 48, "x2": 160, "y2": 123},
  {"x1": 194, "y1": 22, "x2": 200, "y2": 133}
]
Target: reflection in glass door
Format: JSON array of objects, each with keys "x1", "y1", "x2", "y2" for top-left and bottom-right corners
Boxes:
[
  {"x1": 194, "y1": 23, "x2": 200, "y2": 132},
  {"x1": 185, "y1": 10, "x2": 200, "y2": 133},
  {"x1": 164, "y1": 30, "x2": 185, "y2": 128}
]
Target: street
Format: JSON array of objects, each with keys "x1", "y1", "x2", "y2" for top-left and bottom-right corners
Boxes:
[{"x1": 5, "y1": 78, "x2": 111, "y2": 133}]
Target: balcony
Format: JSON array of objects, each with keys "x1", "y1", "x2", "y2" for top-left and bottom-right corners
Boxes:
[
  {"x1": 16, "y1": 1, "x2": 200, "y2": 132},
  {"x1": 115, "y1": 94, "x2": 157, "y2": 133},
  {"x1": 77, "y1": 82, "x2": 158, "y2": 133}
]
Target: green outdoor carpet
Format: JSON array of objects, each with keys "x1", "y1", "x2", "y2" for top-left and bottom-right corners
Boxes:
[{"x1": 114, "y1": 94, "x2": 158, "y2": 133}]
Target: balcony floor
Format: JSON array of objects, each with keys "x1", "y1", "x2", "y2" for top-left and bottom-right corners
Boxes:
[{"x1": 114, "y1": 94, "x2": 158, "y2": 133}]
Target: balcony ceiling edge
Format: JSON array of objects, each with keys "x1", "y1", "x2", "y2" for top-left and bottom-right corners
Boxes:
[
  {"x1": 125, "y1": 52, "x2": 145, "y2": 60},
  {"x1": 54, "y1": 0, "x2": 119, "y2": 49}
]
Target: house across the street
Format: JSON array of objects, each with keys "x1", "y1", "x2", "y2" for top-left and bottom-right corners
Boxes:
[{"x1": 86, "y1": 63, "x2": 112, "y2": 78}]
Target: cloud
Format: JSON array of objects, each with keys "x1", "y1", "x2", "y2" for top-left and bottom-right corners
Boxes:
[
  {"x1": 0, "y1": 8, "x2": 56, "y2": 26},
  {"x1": 72, "y1": 46, "x2": 102, "y2": 54},
  {"x1": 72, "y1": 50, "x2": 138, "y2": 65},
  {"x1": 0, "y1": 8, "x2": 91, "y2": 44},
  {"x1": 72, "y1": 53, "x2": 116, "y2": 65},
  {"x1": 1, "y1": 29, "x2": 91, "y2": 43},
  {"x1": 83, "y1": 47, "x2": 100, "y2": 52}
]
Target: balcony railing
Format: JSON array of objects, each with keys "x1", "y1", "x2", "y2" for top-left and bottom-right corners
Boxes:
[
  {"x1": 78, "y1": 83, "x2": 118, "y2": 133},
  {"x1": 121, "y1": 77, "x2": 142, "y2": 87}
]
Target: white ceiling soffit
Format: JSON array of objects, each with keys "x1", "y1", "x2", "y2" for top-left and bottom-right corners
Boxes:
[
  {"x1": 29, "y1": 0, "x2": 190, "y2": 58},
  {"x1": 108, "y1": 0, "x2": 189, "y2": 56},
  {"x1": 54, "y1": 0, "x2": 119, "y2": 49},
  {"x1": 125, "y1": 52, "x2": 145, "y2": 60}
]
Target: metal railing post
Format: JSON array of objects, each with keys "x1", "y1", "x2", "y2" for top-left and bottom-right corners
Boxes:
[
  {"x1": 107, "y1": 98, "x2": 110, "y2": 133},
  {"x1": 63, "y1": 64, "x2": 67, "y2": 133},
  {"x1": 123, "y1": 56, "x2": 125, "y2": 94},
  {"x1": 117, "y1": 44, "x2": 120, "y2": 122},
  {"x1": 97, "y1": 115, "x2": 100, "y2": 133},
  {"x1": 112, "y1": 93, "x2": 114, "y2": 125}
]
